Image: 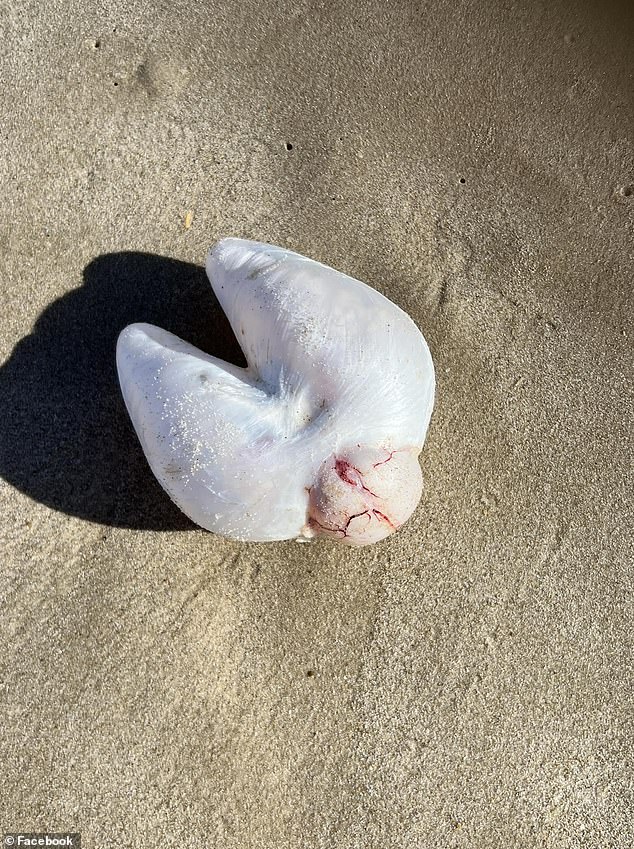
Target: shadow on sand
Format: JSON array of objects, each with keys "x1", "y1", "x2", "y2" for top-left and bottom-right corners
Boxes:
[{"x1": 0, "y1": 252, "x2": 246, "y2": 530}]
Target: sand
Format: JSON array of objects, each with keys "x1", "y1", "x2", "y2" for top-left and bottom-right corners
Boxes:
[{"x1": 1, "y1": 0, "x2": 632, "y2": 846}]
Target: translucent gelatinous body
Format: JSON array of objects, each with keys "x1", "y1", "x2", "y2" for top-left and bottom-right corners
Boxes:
[{"x1": 116, "y1": 238, "x2": 435, "y2": 546}]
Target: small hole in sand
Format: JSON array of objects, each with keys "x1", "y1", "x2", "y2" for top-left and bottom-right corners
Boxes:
[
  {"x1": 459, "y1": 177, "x2": 466, "y2": 184},
  {"x1": 285, "y1": 142, "x2": 293, "y2": 151},
  {"x1": 94, "y1": 39, "x2": 101, "y2": 49},
  {"x1": 622, "y1": 185, "x2": 632, "y2": 197},
  {"x1": 306, "y1": 669, "x2": 314, "y2": 677},
  {"x1": 113, "y1": 81, "x2": 119, "y2": 87}
]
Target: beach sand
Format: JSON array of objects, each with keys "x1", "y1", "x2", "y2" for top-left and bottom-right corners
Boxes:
[{"x1": 1, "y1": 0, "x2": 632, "y2": 846}]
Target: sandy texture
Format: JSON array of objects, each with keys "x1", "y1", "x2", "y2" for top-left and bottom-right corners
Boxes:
[{"x1": 1, "y1": 0, "x2": 632, "y2": 846}]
